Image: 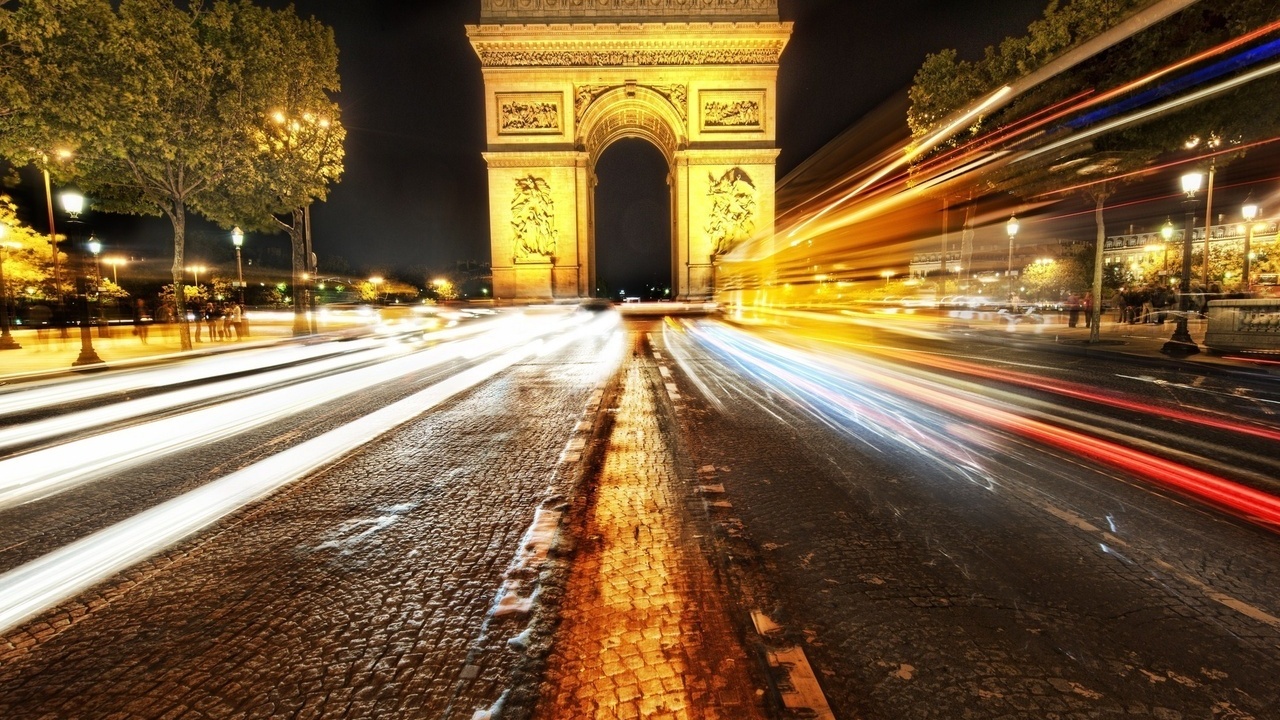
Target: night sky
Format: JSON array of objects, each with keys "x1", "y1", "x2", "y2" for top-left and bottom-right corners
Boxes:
[{"x1": 10, "y1": 0, "x2": 1050, "y2": 292}]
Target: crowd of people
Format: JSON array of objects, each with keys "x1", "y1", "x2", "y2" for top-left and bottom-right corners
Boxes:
[
  {"x1": 1106, "y1": 282, "x2": 1229, "y2": 326},
  {"x1": 16, "y1": 297, "x2": 248, "y2": 348}
]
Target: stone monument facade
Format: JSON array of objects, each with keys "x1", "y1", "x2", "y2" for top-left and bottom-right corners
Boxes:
[{"x1": 468, "y1": 0, "x2": 791, "y2": 300}]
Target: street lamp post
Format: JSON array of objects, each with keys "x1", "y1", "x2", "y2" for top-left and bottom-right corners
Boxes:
[
  {"x1": 188, "y1": 264, "x2": 206, "y2": 290},
  {"x1": 86, "y1": 236, "x2": 107, "y2": 338},
  {"x1": 1006, "y1": 214, "x2": 1020, "y2": 307},
  {"x1": 1242, "y1": 199, "x2": 1259, "y2": 294},
  {"x1": 60, "y1": 190, "x2": 102, "y2": 367},
  {"x1": 41, "y1": 150, "x2": 72, "y2": 300},
  {"x1": 1162, "y1": 171, "x2": 1203, "y2": 357},
  {"x1": 231, "y1": 226, "x2": 245, "y2": 305},
  {"x1": 0, "y1": 223, "x2": 21, "y2": 350},
  {"x1": 880, "y1": 269, "x2": 895, "y2": 289},
  {"x1": 1161, "y1": 219, "x2": 1174, "y2": 276}
]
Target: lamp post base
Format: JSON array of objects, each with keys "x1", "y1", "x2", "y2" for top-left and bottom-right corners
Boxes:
[
  {"x1": 0, "y1": 334, "x2": 20, "y2": 350},
  {"x1": 1160, "y1": 333, "x2": 1200, "y2": 357},
  {"x1": 72, "y1": 349, "x2": 104, "y2": 366}
]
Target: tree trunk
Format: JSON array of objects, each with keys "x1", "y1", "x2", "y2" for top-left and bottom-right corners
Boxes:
[
  {"x1": 288, "y1": 207, "x2": 309, "y2": 336},
  {"x1": 169, "y1": 204, "x2": 192, "y2": 351},
  {"x1": 1089, "y1": 189, "x2": 1110, "y2": 344}
]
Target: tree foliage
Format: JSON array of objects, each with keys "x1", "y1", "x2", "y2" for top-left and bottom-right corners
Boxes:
[
  {"x1": 908, "y1": 0, "x2": 1280, "y2": 340},
  {"x1": 0, "y1": 193, "x2": 66, "y2": 299},
  {"x1": 1, "y1": 0, "x2": 345, "y2": 349}
]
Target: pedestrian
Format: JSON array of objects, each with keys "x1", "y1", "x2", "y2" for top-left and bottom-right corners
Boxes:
[
  {"x1": 29, "y1": 303, "x2": 51, "y2": 348},
  {"x1": 203, "y1": 302, "x2": 218, "y2": 342},
  {"x1": 226, "y1": 302, "x2": 243, "y2": 340},
  {"x1": 1083, "y1": 291, "x2": 1095, "y2": 330},
  {"x1": 131, "y1": 298, "x2": 149, "y2": 344},
  {"x1": 1066, "y1": 292, "x2": 1081, "y2": 328},
  {"x1": 1151, "y1": 285, "x2": 1170, "y2": 325},
  {"x1": 1109, "y1": 289, "x2": 1126, "y2": 324}
]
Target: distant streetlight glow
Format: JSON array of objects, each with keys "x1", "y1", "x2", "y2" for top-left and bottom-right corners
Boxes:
[{"x1": 103, "y1": 257, "x2": 126, "y2": 284}]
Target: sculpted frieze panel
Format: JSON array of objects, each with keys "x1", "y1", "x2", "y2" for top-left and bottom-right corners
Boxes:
[
  {"x1": 476, "y1": 47, "x2": 784, "y2": 67},
  {"x1": 498, "y1": 92, "x2": 563, "y2": 134},
  {"x1": 699, "y1": 89, "x2": 765, "y2": 132},
  {"x1": 480, "y1": 0, "x2": 778, "y2": 21}
]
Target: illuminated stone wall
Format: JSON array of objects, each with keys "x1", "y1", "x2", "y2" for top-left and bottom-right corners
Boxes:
[{"x1": 469, "y1": 12, "x2": 790, "y2": 300}]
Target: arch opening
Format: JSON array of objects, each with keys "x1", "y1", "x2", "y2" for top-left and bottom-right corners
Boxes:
[{"x1": 593, "y1": 138, "x2": 672, "y2": 300}]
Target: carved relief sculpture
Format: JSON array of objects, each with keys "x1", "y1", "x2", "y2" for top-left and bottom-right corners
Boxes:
[
  {"x1": 574, "y1": 85, "x2": 612, "y2": 122},
  {"x1": 511, "y1": 175, "x2": 559, "y2": 261},
  {"x1": 479, "y1": 0, "x2": 779, "y2": 20},
  {"x1": 703, "y1": 99, "x2": 761, "y2": 129},
  {"x1": 476, "y1": 48, "x2": 785, "y2": 68},
  {"x1": 650, "y1": 84, "x2": 688, "y2": 122},
  {"x1": 501, "y1": 101, "x2": 559, "y2": 132},
  {"x1": 498, "y1": 93, "x2": 563, "y2": 134},
  {"x1": 574, "y1": 83, "x2": 689, "y2": 124},
  {"x1": 705, "y1": 167, "x2": 757, "y2": 256}
]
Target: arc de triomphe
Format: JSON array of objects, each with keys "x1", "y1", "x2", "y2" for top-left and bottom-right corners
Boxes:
[{"x1": 467, "y1": 0, "x2": 791, "y2": 301}]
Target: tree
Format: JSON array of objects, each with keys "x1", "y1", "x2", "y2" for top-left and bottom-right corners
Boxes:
[
  {"x1": 200, "y1": 2, "x2": 344, "y2": 335},
  {"x1": 0, "y1": 193, "x2": 65, "y2": 300},
  {"x1": 4, "y1": 0, "x2": 247, "y2": 349},
  {"x1": 2, "y1": 0, "x2": 343, "y2": 350},
  {"x1": 908, "y1": 0, "x2": 1280, "y2": 341}
]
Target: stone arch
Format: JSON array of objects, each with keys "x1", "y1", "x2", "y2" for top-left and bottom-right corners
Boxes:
[
  {"x1": 468, "y1": 6, "x2": 791, "y2": 301},
  {"x1": 576, "y1": 87, "x2": 687, "y2": 166}
]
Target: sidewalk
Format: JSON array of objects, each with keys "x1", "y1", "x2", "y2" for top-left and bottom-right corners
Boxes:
[
  {"x1": 0, "y1": 320, "x2": 295, "y2": 383},
  {"x1": 945, "y1": 310, "x2": 1280, "y2": 378}
]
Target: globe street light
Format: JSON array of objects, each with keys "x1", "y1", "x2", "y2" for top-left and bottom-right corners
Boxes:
[
  {"x1": 231, "y1": 226, "x2": 245, "y2": 304},
  {"x1": 87, "y1": 236, "x2": 102, "y2": 283},
  {"x1": 1242, "y1": 199, "x2": 1259, "y2": 293},
  {"x1": 1005, "y1": 214, "x2": 1020, "y2": 306},
  {"x1": 0, "y1": 223, "x2": 21, "y2": 350},
  {"x1": 1162, "y1": 171, "x2": 1203, "y2": 357},
  {"x1": 86, "y1": 236, "x2": 109, "y2": 337}
]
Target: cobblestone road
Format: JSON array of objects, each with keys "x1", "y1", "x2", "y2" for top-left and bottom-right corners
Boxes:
[
  {"x1": 535, "y1": 330, "x2": 766, "y2": 719},
  {"x1": 654, "y1": 319, "x2": 1280, "y2": 719},
  {"x1": 0, "y1": 325, "x2": 622, "y2": 719}
]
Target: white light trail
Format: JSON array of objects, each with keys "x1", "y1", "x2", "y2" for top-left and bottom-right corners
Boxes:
[
  {"x1": 0, "y1": 310, "x2": 620, "y2": 636},
  {"x1": 0, "y1": 314, "x2": 574, "y2": 509}
]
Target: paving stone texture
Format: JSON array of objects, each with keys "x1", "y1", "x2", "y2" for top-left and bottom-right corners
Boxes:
[{"x1": 534, "y1": 332, "x2": 766, "y2": 720}]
